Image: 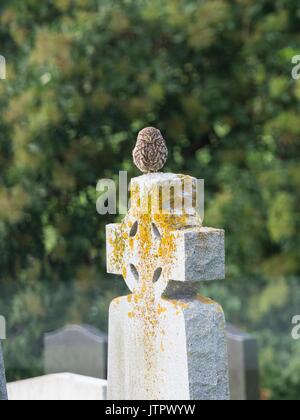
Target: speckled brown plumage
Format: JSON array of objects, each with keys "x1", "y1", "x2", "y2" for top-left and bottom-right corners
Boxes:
[{"x1": 133, "y1": 127, "x2": 168, "y2": 173}]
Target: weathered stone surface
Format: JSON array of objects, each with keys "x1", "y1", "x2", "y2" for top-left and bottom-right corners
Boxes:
[
  {"x1": 184, "y1": 296, "x2": 229, "y2": 400},
  {"x1": 44, "y1": 325, "x2": 108, "y2": 379},
  {"x1": 106, "y1": 172, "x2": 229, "y2": 400},
  {"x1": 8, "y1": 373, "x2": 107, "y2": 401},
  {"x1": 107, "y1": 226, "x2": 224, "y2": 284},
  {"x1": 108, "y1": 297, "x2": 190, "y2": 400},
  {"x1": 130, "y1": 173, "x2": 200, "y2": 218},
  {"x1": 108, "y1": 293, "x2": 229, "y2": 400},
  {"x1": 184, "y1": 228, "x2": 225, "y2": 281},
  {"x1": 0, "y1": 342, "x2": 8, "y2": 401}
]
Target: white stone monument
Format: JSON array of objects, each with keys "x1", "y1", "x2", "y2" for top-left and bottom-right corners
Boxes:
[
  {"x1": 8, "y1": 373, "x2": 107, "y2": 401},
  {"x1": 106, "y1": 129, "x2": 229, "y2": 400}
]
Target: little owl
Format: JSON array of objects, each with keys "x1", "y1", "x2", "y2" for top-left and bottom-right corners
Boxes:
[{"x1": 133, "y1": 127, "x2": 168, "y2": 173}]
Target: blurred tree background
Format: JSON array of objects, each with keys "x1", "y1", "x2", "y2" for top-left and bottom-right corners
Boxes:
[{"x1": 0, "y1": 0, "x2": 299, "y2": 400}]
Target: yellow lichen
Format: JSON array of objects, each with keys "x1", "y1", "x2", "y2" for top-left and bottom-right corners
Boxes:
[
  {"x1": 111, "y1": 177, "x2": 198, "y2": 389},
  {"x1": 157, "y1": 304, "x2": 167, "y2": 316},
  {"x1": 197, "y1": 294, "x2": 216, "y2": 305}
]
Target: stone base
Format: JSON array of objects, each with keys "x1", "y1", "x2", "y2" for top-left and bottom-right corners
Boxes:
[{"x1": 107, "y1": 293, "x2": 229, "y2": 400}]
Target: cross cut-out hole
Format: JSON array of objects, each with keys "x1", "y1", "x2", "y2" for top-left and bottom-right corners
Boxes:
[
  {"x1": 153, "y1": 267, "x2": 162, "y2": 283},
  {"x1": 130, "y1": 264, "x2": 139, "y2": 281},
  {"x1": 152, "y1": 223, "x2": 161, "y2": 240},
  {"x1": 130, "y1": 221, "x2": 138, "y2": 237}
]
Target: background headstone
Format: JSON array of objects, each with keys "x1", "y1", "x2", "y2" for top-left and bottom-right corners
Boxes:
[
  {"x1": 227, "y1": 324, "x2": 260, "y2": 400},
  {"x1": 44, "y1": 325, "x2": 108, "y2": 380},
  {"x1": 0, "y1": 342, "x2": 8, "y2": 401}
]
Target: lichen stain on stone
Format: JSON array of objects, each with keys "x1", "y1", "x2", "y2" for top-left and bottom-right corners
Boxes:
[
  {"x1": 129, "y1": 237, "x2": 134, "y2": 250},
  {"x1": 197, "y1": 295, "x2": 224, "y2": 316},
  {"x1": 157, "y1": 304, "x2": 167, "y2": 316},
  {"x1": 166, "y1": 299, "x2": 190, "y2": 311},
  {"x1": 197, "y1": 294, "x2": 216, "y2": 305},
  {"x1": 125, "y1": 205, "x2": 189, "y2": 389},
  {"x1": 109, "y1": 175, "x2": 202, "y2": 397},
  {"x1": 108, "y1": 225, "x2": 127, "y2": 274},
  {"x1": 216, "y1": 304, "x2": 224, "y2": 315}
]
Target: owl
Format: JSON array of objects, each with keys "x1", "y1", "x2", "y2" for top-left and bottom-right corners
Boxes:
[{"x1": 133, "y1": 127, "x2": 168, "y2": 173}]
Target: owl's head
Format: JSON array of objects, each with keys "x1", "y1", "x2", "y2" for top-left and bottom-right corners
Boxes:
[{"x1": 137, "y1": 127, "x2": 165, "y2": 145}]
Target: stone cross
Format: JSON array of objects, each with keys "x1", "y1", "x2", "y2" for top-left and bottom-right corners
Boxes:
[
  {"x1": 0, "y1": 342, "x2": 8, "y2": 401},
  {"x1": 106, "y1": 173, "x2": 229, "y2": 400}
]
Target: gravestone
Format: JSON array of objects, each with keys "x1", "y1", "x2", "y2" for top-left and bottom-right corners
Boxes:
[
  {"x1": 227, "y1": 324, "x2": 260, "y2": 400},
  {"x1": 8, "y1": 373, "x2": 107, "y2": 401},
  {"x1": 106, "y1": 172, "x2": 229, "y2": 400},
  {"x1": 44, "y1": 325, "x2": 108, "y2": 379},
  {"x1": 0, "y1": 342, "x2": 8, "y2": 401}
]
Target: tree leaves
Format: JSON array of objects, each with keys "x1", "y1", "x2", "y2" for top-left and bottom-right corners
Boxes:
[{"x1": 0, "y1": 0, "x2": 299, "y2": 398}]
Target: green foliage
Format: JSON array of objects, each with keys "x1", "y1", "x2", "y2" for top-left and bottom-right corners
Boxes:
[{"x1": 0, "y1": 0, "x2": 299, "y2": 399}]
